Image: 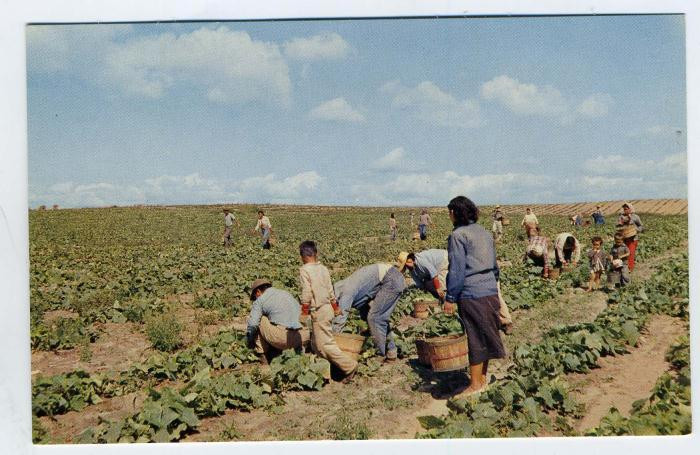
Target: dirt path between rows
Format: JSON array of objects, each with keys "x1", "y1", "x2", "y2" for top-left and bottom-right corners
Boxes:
[{"x1": 570, "y1": 315, "x2": 687, "y2": 432}]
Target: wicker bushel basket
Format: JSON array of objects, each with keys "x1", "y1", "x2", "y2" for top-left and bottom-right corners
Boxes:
[
  {"x1": 426, "y1": 334, "x2": 469, "y2": 372},
  {"x1": 334, "y1": 333, "x2": 366, "y2": 360},
  {"x1": 502, "y1": 218, "x2": 511, "y2": 226},
  {"x1": 617, "y1": 225, "x2": 637, "y2": 239},
  {"x1": 415, "y1": 338, "x2": 431, "y2": 366}
]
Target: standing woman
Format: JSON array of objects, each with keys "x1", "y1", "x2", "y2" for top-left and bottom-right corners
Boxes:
[
  {"x1": 617, "y1": 203, "x2": 643, "y2": 271},
  {"x1": 444, "y1": 196, "x2": 506, "y2": 398},
  {"x1": 389, "y1": 213, "x2": 398, "y2": 241},
  {"x1": 418, "y1": 209, "x2": 433, "y2": 240}
]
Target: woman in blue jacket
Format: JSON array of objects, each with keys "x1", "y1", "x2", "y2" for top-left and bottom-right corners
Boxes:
[{"x1": 445, "y1": 196, "x2": 506, "y2": 398}]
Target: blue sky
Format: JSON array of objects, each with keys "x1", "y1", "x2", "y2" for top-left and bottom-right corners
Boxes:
[{"x1": 26, "y1": 15, "x2": 687, "y2": 207}]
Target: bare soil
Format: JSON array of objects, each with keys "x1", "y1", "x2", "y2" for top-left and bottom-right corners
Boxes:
[{"x1": 570, "y1": 315, "x2": 687, "y2": 432}]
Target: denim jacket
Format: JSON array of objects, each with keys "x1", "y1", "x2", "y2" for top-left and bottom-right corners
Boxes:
[{"x1": 445, "y1": 223, "x2": 499, "y2": 302}]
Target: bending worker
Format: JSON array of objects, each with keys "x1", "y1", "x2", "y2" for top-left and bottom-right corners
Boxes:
[
  {"x1": 246, "y1": 279, "x2": 310, "y2": 364},
  {"x1": 331, "y1": 262, "x2": 406, "y2": 361},
  {"x1": 399, "y1": 249, "x2": 513, "y2": 333},
  {"x1": 553, "y1": 232, "x2": 581, "y2": 269}
]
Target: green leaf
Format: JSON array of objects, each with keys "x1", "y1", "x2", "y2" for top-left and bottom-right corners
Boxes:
[{"x1": 417, "y1": 415, "x2": 445, "y2": 430}]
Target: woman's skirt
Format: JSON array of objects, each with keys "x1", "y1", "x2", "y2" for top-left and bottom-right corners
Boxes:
[{"x1": 458, "y1": 294, "x2": 506, "y2": 365}]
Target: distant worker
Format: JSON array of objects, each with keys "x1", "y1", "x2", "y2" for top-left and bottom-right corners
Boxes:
[
  {"x1": 246, "y1": 279, "x2": 310, "y2": 364},
  {"x1": 616, "y1": 203, "x2": 643, "y2": 271},
  {"x1": 607, "y1": 233, "x2": 631, "y2": 288},
  {"x1": 521, "y1": 208, "x2": 539, "y2": 239},
  {"x1": 524, "y1": 230, "x2": 550, "y2": 278},
  {"x1": 586, "y1": 236, "x2": 605, "y2": 292},
  {"x1": 389, "y1": 213, "x2": 398, "y2": 241},
  {"x1": 253, "y1": 210, "x2": 273, "y2": 249},
  {"x1": 298, "y1": 241, "x2": 358, "y2": 381},
  {"x1": 591, "y1": 206, "x2": 605, "y2": 225},
  {"x1": 492, "y1": 205, "x2": 504, "y2": 241},
  {"x1": 222, "y1": 208, "x2": 240, "y2": 247},
  {"x1": 332, "y1": 262, "x2": 406, "y2": 361},
  {"x1": 418, "y1": 209, "x2": 433, "y2": 240},
  {"x1": 553, "y1": 232, "x2": 580, "y2": 269}
]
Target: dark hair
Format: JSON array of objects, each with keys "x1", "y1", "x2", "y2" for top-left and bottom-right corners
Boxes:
[
  {"x1": 447, "y1": 196, "x2": 479, "y2": 227},
  {"x1": 407, "y1": 252, "x2": 416, "y2": 262},
  {"x1": 251, "y1": 283, "x2": 272, "y2": 301},
  {"x1": 564, "y1": 236, "x2": 576, "y2": 250},
  {"x1": 621, "y1": 203, "x2": 630, "y2": 209},
  {"x1": 614, "y1": 232, "x2": 624, "y2": 241},
  {"x1": 591, "y1": 236, "x2": 602, "y2": 243},
  {"x1": 390, "y1": 213, "x2": 395, "y2": 218},
  {"x1": 299, "y1": 240, "x2": 317, "y2": 257},
  {"x1": 258, "y1": 210, "x2": 265, "y2": 215}
]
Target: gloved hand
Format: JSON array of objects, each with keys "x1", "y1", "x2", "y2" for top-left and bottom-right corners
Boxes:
[{"x1": 330, "y1": 300, "x2": 341, "y2": 316}]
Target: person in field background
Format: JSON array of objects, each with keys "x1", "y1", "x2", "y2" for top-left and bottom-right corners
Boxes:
[
  {"x1": 586, "y1": 236, "x2": 605, "y2": 292},
  {"x1": 553, "y1": 232, "x2": 581, "y2": 269},
  {"x1": 418, "y1": 209, "x2": 433, "y2": 240},
  {"x1": 617, "y1": 203, "x2": 643, "y2": 271},
  {"x1": 222, "y1": 208, "x2": 239, "y2": 247},
  {"x1": 389, "y1": 213, "x2": 398, "y2": 241},
  {"x1": 591, "y1": 205, "x2": 606, "y2": 225},
  {"x1": 492, "y1": 205, "x2": 504, "y2": 242},
  {"x1": 521, "y1": 208, "x2": 539, "y2": 238},
  {"x1": 444, "y1": 196, "x2": 506, "y2": 398},
  {"x1": 608, "y1": 233, "x2": 631, "y2": 288},
  {"x1": 253, "y1": 210, "x2": 273, "y2": 249},
  {"x1": 524, "y1": 229, "x2": 550, "y2": 278}
]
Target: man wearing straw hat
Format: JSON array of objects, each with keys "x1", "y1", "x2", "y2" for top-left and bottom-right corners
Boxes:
[
  {"x1": 222, "y1": 208, "x2": 240, "y2": 247},
  {"x1": 492, "y1": 205, "x2": 504, "y2": 241},
  {"x1": 331, "y1": 262, "x2": 406, "y2": 361},
  {"x1": 246, "y1": 279, "x2": 310, "y2": 364}
]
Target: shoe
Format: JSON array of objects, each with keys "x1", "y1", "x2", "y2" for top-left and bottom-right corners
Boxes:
[
  {"x1": 341, "y1": 365, "x2": 358, "y2": 384},
  {"x1": 385, "y1": 349, "x2": 398, "y2": 361}
]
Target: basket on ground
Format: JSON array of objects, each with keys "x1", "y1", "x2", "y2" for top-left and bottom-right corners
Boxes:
[
  {"x1": 334, "y1": 333, "x2": 366, "y2": 360},
  {"x1": 413, "y1": 301, "x2": 429, "y2": 319},
  {"x1": 423, "y1": 334, "x2": 468, "y2": 372},
  {"x1": 548, "y1": 268, "x2": 560, "y2": 280},
  {"x1": 502, "y1": 217, "x2": 510, "y2": 226},
  {"x1": 415, "y1": 338, "x2": 431, "y2": 366}
]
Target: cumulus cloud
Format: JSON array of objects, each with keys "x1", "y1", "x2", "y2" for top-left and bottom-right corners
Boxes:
[
  {"x1": 583, "y1": 152, "x2": 687, "y2": 178},
  {"x1": 30, "y1": 171, "x2": 327, "y2": 208},
  {"x1": 382, "y1": 80, "x2": 482, "y2": 128},
  {"x1": 370, "y1": 147, "x2": 422, "y2": 172},
  {"x1": 576, "y1": 93, "x2": 614, "y2": 117},
  {"x1": 283, "y1": 32, "x2": 351, "y2": 60},
  {"x1": 237, "y1": 171, "x2": 325, "y2": 202},
  {"x1": 481, "y1": 75, "x2": 568, "y2": 116},
  {"x1": 351, "y1": 171, "x2": 556, "y2": 206},
  {"x1": 309, "y1": 98, "x2": 365, "y2": 122},
  {"x1": 100, "y1": 26, "x2": 291, "y2": 105}
]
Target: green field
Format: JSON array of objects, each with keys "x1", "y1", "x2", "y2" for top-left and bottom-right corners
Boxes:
[{"x1": 29, "y1": 205, "x2": 690, "y2": 442}]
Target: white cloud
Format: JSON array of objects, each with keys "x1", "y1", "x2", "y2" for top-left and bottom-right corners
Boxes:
[
  {"x1": 370, "y1": 147, "x2": 423, "y2": 172},
  {"x1": 576, "y1": 93, "x2": 613, "y2": 117},
  {"x1": 481, "y1": 75, "x2": 568, "y2": 116},
  {"x1": 30, "y1": 171, "x2": 329, "y2": 208},
  {"x1": 100, "y1": 26, "x2": 291, "y2": 105},
  {"x1": 383, "y1": 80, "x2": 482, "y2": 128},
  {"x1": 351, "y1": 171, "x2": 556, "y2": 206},
  {"x1": 309, "y1": 98, "x2": 365, "y2": 122},
  {"x1": 583, "y1": 152, "x2": 687, "y2": 179},
  {"x1": 238, "y1": 171, "x2": 325, "y2": 202},
  {"x1": 283, "y1": 32, "x2": 351, "y2": 60}
]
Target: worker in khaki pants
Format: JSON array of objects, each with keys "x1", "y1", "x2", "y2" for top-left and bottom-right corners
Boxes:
[
  {"x1": 299, "y1": 240, "x2": 358, "y2": 381},
  {"x1": 246, "y1": 279, "x2": 310, "y2": 364}
]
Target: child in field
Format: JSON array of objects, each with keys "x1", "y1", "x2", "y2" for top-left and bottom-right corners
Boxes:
[
  {"x1": 298, "y1": 240, "x2": 358, "y2": 381},
  {"x1": 607, "y1": 233, "x2": 630, "y2": 288},
  {"x1": 586, "y1": 236, "x2": 605, "y2": 291}
]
